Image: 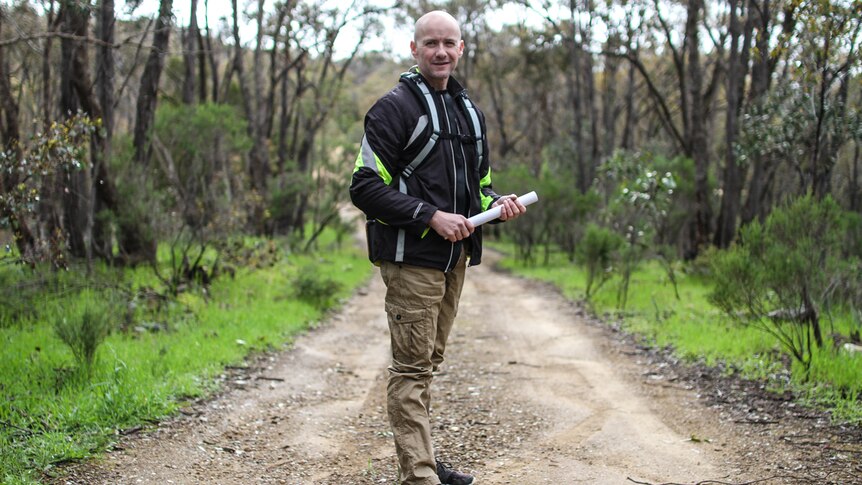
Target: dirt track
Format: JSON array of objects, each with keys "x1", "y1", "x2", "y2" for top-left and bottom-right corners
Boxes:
[{"x1": 59, "y1": 251, "x2": 862, "y2": 485}]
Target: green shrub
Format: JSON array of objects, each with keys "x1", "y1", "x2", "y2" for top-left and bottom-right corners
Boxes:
[
  {"x1": 53, "y1": 291, "x2": 119, "y2": 374},
  {"x1": 291, "y1": 268, "x2": 342, "y2": 310},
  {"x1": 576, "y1": 223, "x2": 622, "y2": 299},
  {"x1": 710, "y1": 194, "x2": 847, "y2": 370}
]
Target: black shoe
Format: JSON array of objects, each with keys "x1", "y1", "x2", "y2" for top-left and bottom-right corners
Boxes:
[{"x1": 436, "y1": 460, "x2": 475, "y2": 485}]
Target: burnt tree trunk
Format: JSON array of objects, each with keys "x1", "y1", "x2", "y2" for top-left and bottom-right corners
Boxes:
[{"x1": 128, "y1": 0, "x2": 173, "y2": 264}]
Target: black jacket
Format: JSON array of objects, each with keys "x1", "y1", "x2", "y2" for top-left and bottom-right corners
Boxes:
[{"x1": 349, "y1": 71, "x2": 500, "y2": 272}]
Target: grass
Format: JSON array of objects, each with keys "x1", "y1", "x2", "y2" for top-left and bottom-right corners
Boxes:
[
  {"x1": 0, "y1": 230, "x2": 371, "y2": 484},
  {"x1": 490, "y1": 241, "x2": 862, "y2": 423}
]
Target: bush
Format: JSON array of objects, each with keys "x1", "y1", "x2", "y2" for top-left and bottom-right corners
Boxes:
[
  {"x1": 710, "y1": 194, "x2": 848, "y2": 370},
  {"x1": 291, "y1": 268, "x2": 342, "y2": 310},
  {"x1": 576, "y1": 223, "x2": 623, "y2": 299},
  {"x1": 53, "y1": 290, "x2": 119, "y2": 374}
]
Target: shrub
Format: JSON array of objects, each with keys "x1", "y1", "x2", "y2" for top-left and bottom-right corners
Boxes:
[
  {"x1": 709, "y1": 194, "x2": 847, "y2": 370},
  {"x1": 291, "y1": 268, "x2": 342, "y2": 310},
  {"x1": 53, "y1": 290, "x2": 119, "y2": 374},
  {"x1": 576, "y1": 223, "x2": 623, "y2": 299}
]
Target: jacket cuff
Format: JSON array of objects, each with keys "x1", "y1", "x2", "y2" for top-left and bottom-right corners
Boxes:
[{"x1": 417, "y1": 202, "x2": 438, "y2": 227}]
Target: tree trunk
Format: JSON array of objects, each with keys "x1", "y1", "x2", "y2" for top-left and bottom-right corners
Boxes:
[
  {"x1": 182, "y1": 0, "x2": 199, "y2": 105},
  {"x1": 196, "y1": 22, "x2": 207, "y2": 103},
  {"x1": 128, "y1": 0, "x2": 173, "y2": 264},
  {"x1": 620, "y1": 47, "x2": 637, "y2": 150},
  {"x1": 0, "y1": 10, "x2": 37, "y2": 260},
  {"x1": 133, "y1": 0, "x2": 173, "y2": 166},
  {"x1": 94, "y1": 0, "x2": 116, "y2": 260},
  {"x1": 851, "y1": 141, "x2": 860, "y2": 213},
  {"x1": 602, "y1": 33, "x2": 621, "y2": 160},
  {"x1": 231, "y1": 0, "x2": 270, "y2": 230},
  {"x1": 714, "y1": 0, "x2": 744, "y2": 248},
  {"x1": 742, "y1": 0, "x2": 776, "y2": 225},
  {"x1": 204, "y1": 0, "x2": 219, "y2": 102},
  {"x1": 685, "y1": 0, "x2": 711, "y2": 258},
  {"x1": 57, "y1": 1, "x2": 93, "y2": 262}
]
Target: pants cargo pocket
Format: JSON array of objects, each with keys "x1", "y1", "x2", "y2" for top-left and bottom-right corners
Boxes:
[{"x1": 386, "y1": 304, "x2": 431, "y2": 367}]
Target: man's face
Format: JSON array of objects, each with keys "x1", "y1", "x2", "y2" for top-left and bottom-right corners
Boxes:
[{"x1": 411, "y1": 14, "x2": 464, "y2": 91}]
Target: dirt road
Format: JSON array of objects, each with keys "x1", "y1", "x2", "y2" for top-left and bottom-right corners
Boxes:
[{"x1": 61, "y1": 252, "x2": 861, "y2": 485}]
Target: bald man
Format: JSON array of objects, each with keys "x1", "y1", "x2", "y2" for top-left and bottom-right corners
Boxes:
[{"x1": 350, "y1": 10, "x2": 525, "y2": 485}]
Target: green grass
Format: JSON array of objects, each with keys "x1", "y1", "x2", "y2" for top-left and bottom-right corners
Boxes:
[
  {"x1": 0, "y1": 232, "x2": 371, "y2": 484},
  {"x1": 491, "y1": 241, "x2": 862, "y2": 423}
]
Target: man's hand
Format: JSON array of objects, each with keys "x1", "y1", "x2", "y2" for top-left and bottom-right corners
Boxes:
[
  {"x1": 492, "y1": 194, "x2": 527, "y2": 221},
  {"x1": 430, "y1": 211, "x2": 475, "y2": 242}
]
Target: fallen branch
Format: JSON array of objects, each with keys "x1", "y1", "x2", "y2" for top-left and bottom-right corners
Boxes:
[
  {"x1": 0, "y1": 418, "x2": 36, "y2": 436},
  {"x1": 255, "y1": 376, "x2": 285, "y2": 382}
]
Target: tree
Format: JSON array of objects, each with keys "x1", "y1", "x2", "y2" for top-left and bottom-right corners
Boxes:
[{"x1": 128, "y1": 0, "x2": 173, "y2": 265}]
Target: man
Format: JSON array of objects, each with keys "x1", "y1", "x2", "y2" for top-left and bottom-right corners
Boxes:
[{"x1": 350, "y1": 10, "x2": 526, "y2": 485}]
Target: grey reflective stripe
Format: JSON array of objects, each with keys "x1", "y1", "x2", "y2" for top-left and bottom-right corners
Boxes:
[
  {"x1": 407, "y1": 115, "x2": 428, "y2": 148},
  {"x1": 462, "y1": 96, "x2": 484, "y2": 167},
  {"x1": 403, "y1": 132, "x2": 439, "y2": 178},
  {"x1": 396, "y1": 177, "x2": 408, "y2": 262},
  {"x1": 402, "y1": 76, "x2": 440, "y2": 179},
  {"x1": 360, "y1": 135, "x2": 377, "y2": 172}
]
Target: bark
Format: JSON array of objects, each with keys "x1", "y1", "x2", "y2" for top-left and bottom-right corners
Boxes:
[
  {"x1": 602, "y1": 34, "x2": 621, "y2": 160},
  {"x1": 265, "y1": 6, "x2": 288, "y2": 139},
  {"x1": 742, "y1": 0, "x2": 788, "y2": 224},
  {"x1": 0, "y1": 10, "x2": 36, "y2": 260},
  {"x1": 231, "y1": 0, "x2": 269, "y2": 198},
  {"x1": 127, "y1": 0, "x2": 173, "y2": 264},
  {"x1": 133, "y1": 0, "x2": 173, "y2": 167},
  {"x1": 203, "y1": 0, "x2": 220, "y2": 102},
  {"x1": 685, "y1": 0, "x2": 711, "y2": 258},
  {"x1": 714, "y1": 0, "x2": 745, "y2": 248},
  {"x1": 58, "y1": 1, "x2": 93, "y2": 261},
  {"x1": 181, "y1": 0, "x2": 199, "y2": 105},
  {"x1": 42, "y1": 0, "x2": 55, "y2": 126},
  {"x1": 94, "y1": 0, "x2": 116, "y2": 260},
  {"x1": 851, "y1": 141, "x2": 860, "y2": 213},
  {"x1": 620, "y1": 47, "x2": 637, "y2": 150},
  {"x1": 196, "y1": 22, "x2": 207, "y2": 103}
]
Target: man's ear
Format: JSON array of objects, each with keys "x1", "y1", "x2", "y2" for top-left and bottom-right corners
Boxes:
[
  {"x1": 410, "y1": 40, "x2": 418, "y2": 59},
  {"x1": 458, "y1": 39, "x2": 465, "y2": 57}
]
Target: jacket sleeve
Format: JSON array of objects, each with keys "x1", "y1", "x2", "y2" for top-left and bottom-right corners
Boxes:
[{"x1": 349, "y1": 94, "x2": 438, "y2": 236}]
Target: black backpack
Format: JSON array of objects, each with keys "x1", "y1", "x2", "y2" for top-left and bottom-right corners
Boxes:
[{"x1": 396, "y1": 69, "x2": 485, "y2": 194}]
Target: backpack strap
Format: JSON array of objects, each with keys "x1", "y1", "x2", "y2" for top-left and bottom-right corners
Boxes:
[
  {"x1": 458, "y1": 94, "x2": 484, "y2": 169},
  {"x1": 399, "y1": 71, "x2": 440, "y2": 182}
]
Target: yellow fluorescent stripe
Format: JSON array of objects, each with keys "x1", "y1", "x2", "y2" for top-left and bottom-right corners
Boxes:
[{"x1": 376, "y1": 157, "x2": 392, "y2": 185}]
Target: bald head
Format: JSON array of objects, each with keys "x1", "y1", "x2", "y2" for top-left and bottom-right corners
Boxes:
[
  {"x1": 414, "y1": 10, "x2": 461, "y2": 43},
  {"x1": 410, "y1": 10, "x2": 464, "y2": 90}
]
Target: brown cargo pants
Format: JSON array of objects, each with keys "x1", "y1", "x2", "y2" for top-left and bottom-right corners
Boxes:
[{"x1": 379, "y1": 250, "x2": 467, "y2": 485}]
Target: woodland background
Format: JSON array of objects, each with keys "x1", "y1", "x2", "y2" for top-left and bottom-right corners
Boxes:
[
  {"x1": 1, "y1": 1, "x2": 861, "y2": 481},
  {"x1": 0, "y1": 0, "x2": 860, "y2": 265}
]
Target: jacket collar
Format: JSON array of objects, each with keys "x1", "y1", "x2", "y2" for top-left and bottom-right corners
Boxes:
[{"x1": 408, "y1": 65, "x2": 467, "y2": 97}]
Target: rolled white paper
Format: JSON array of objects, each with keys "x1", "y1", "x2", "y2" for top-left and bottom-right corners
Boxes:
[{"x1": 467, "y1": 191, "x2": 539, "y2": 227}]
